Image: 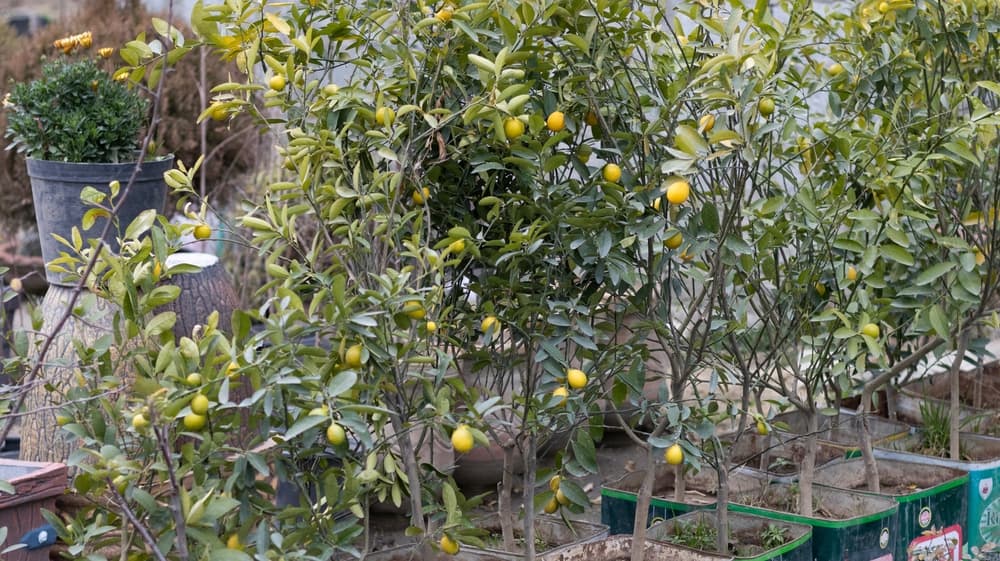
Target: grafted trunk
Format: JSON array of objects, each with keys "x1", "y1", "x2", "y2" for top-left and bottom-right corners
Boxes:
[{"x1": 20, "y1": 286, "x2": 117, "y2": 463}]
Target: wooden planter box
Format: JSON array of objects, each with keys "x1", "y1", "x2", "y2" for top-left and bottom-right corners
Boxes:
[{"x1": 0, "y1": 459, "x2": 67, "y2": 561}]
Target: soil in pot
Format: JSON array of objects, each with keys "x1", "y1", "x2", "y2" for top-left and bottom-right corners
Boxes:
[
  {"x1": 600, "y1": 467, "x2": 763, "y2": 535},
  {"x1": 468, "y1": 513, "x2": 609, "y2": 559},
  {"x1": 895, "y1": 367, "x2": 1000, "y2": 436},
  {"x1": 537, "y1": 535, "x2": 732, "y2": 561},
  {"x1": 648, "y1": 510, "x2": 812, "y2": 561},
  {"x1": 726, "y1": 433, "x2": 844, "y2": 479},
  {"x1": 730, "y1": 481, "x2": 898, "y2": 561}
]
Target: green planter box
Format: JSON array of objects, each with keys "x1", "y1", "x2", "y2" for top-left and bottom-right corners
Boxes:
[
  {"x1": 815, "y1": 457, "x2": 968, "y2": 561},
  {"x1": 730, "y1": 480, "x2": 898, "y2": 561},
  {"x1": 770, "y1": 409, "x2": 912, "y2": 456},
  {"x1": 647, "y1": 510, "x2": 812, "y2": 561},
  {"x1": 600, "y1": 468, "x2": 763, "y2": 535},
  {"x1": 875, "y1": 431, "x2": 1000, "y2": 557}
]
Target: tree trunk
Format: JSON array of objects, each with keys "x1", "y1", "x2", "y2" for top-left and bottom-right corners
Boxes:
[
  {"x1": 858, "y1": 396, "x2": 880, "y2": 493},
  {"x1": 523, "y1": 433, "x2": 537, "y2": 561},
  {"x1": 629, "y1": 446, "x2": 656, "y2": 561},
  {"x1": 20, "y1": 286, "x2": 117, "y2": 463},
  {"x1": 389, "y1": 413, "x2": 425, "y2": 534},
  {"x1": 799, "y1": 409, "x2": 817, "y2": 516},
  {"x1": 949, "y1": 333, "x2": 969, "y2": 461},
  {"x1": 499, "y1": 443, "x2": 515, "y2": 552},
  {"x1": 715, "y1": 465, "x2": 729, "y2": 554},
  {"x1": 159, "y1": 253, "x2": 238, "y2": 341}
]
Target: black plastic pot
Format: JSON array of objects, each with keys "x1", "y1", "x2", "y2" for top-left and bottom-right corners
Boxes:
[{"x1": 26, "y1": 156, "x2": 172, "y2": 286}]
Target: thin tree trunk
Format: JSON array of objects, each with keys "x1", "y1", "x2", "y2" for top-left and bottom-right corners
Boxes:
[
  {"x1": 949, "y1": 332, "x2": 969, "y2": 460},
  {"x1": 715, "y1": 465, "x2": 729, "y2": 554},
  {"x1": 523, "y1": 433, "x2": 537, "y2": 561},
  {"x1": 389, "y1": 414, "x2": 425, "y2": 533},
  {"x1": 499, "y1": 442, "x2": 515, "y2": 552},
  {"x1": 858, "y1": 396, "x2": 880, "y2": 493},
  {"x1": 799, "y1": 409, "x2": 817, "y2": 516},
  {"x1": 629, "y1": 446, "x2": 656, "y2": 561}
]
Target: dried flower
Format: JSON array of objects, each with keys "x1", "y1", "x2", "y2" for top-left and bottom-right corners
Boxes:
[{"x1": 98, "y1": 47, "x2": 114, "y2": 58}]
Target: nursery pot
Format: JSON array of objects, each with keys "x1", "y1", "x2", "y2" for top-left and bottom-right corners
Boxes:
[
  {"x1": 814, "y1": 457, "x2": 968, "y2": 561},
  {"x1": 729, "y1": 480, "x2": 898, "y2": 561},
  {"x1": 647, "y1": 510, "x2": 812, "y2": 561},
  {"x1": 465, "y1": 513, "x2": 609, "y2": 560},
  {"x1": 875, "y1": 430, "x2": 1000, "y2": 555},
  {"x1": 539, "y1": 534, "x2": 733, "y2": 561},
  {"x1": 600, "y1": 467, "x2": 763, "y2": 535},
  {"x1": 0, "y1": 459, "x2": 68, "y2": 561},
  {"x1": 26, "y1": 156, "x2": 172, "y2": 286}
]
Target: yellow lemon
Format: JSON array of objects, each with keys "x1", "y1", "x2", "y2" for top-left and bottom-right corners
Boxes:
[
  {"x1": 699, "y1": 113, "x2": 715, "y2": 133},
  {"x1": 226, "y1": 534, "x2": 242, "y2": 550},
  {"x1": 8, "y1": 277, "x2": 22, "y2": 293},
  {"x1": 555, "y1": 488, "x2": 570, "y2": 505},
  {"x1": 504, "y1": 118, "x2": 525, "y2": 140},
  {"x1": 413, "y1": 187, "x2": 431, "y2": 205},
  {"x1": 546, "y1": 111, "x2": 565, "y2": 132},
  {"x1": 323, "y1": 84, "x2": 339, "y2": 96},
  {"x1": 345, "y1": 344, "x2": 364, "y2": 368},
  {"x1": 549, "y1": 475, "x2": 562, "y2": 492},
  {"x1": 758, "y1": 98, "x2": 775, "y2": 117},
  {"x1": 435, "y1": 7, "x2": 453, "y2": 22},
  {"x1": 878, "y1": 1, "x2": 890, "y2": 12},
  {"x1": 403, "y1": 302, "x2": 426, "y2": 319},
  {"x1": 183, "y1": 413, "x2": 207, "y2": 431},
  {"x1": 210, "y1": 104, "x2": 228, "y2": 121},
  {"x1": 846, "y1": 266, "x2": 858, "y2": 282},
  {"x1": 448, "y1": 239, "x2": 466, "y2": 254},
  {"x1": 132, "y1": 413, "x2": 149, "y2": 430},
  {"x1": 481, "y1": 315, "x2": 499, "y2": 333},
  {"x1": 544, "y1": 497, "x2": 559, "y2": 513},
  {"x1": 665, "y1": 232, "x2": 683, "y2": 250},
  {"x1": 190, "y1": 394, "x2": 210, "y2": 416},
  {"x1": 603, "y1": 163, "x2": 622, "y2": 183},
  {"x1": 375, "y1": 106, "x2": 395, "y2": 126},
  {"x1": 757, "y1": 420, "x2": 769, "y2": 435},
  {"x1": 440, "y1": 535, "x2": 460, "y2": 555},
  {"x1": 665, "y1": 177, "x2": 691, "y2": 205},
  {"x1": 552, "y1": 386, "x2": 569, "y2": 406},
  {"x1": 585, "y1": 110, "x2": 599, "y2": 127},
  {"x1": 976, "y1": 250, "x2": 986, "y2": 266},
  {"x1": 426, "y1": 321, "x2": 438, "y2": 332},
  {"x1": 226, "y1": 361, "x2": 240, "y2": 379},
  {"x1": 193, "y1": 224, "x2": 212, "y2": 240},
  {"x1": 326, "y1": 422, "x2": 347, "y2": 445},
  {"x1": 665, "y1": 443, "x2": 684, "y2": 465},
  {"x1": 268, "y1": 75, "x2": 286, "y2": 91},
  {"x1": 451, "y1": 425, "x2": 474, "y2": 453},
  {"x1": 652, "y1": 197, "x2": 662, "y2": 212},
  {"x1": 185, "y1": 373, "x2": 202, "y2": 386},
  {"x1": 308, "y1": 405, "x2": 329, "y2": 416},
  {"x1": 861, "y1": 323, "x2": 880, "y2": 338},
  {"x1": 815, "y1": 282, "x2": 826, "y2": 296},
  {"x1": 828, "y1": 63, "x2": 845, "y2": 76},
  {"x1": 567, "y1": 368, "x2": 587, "y2": 389}
]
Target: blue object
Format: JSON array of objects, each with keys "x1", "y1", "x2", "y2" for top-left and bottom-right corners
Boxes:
[{"x1": 19, "y1": 523, "x2": 57, "y2": 550}]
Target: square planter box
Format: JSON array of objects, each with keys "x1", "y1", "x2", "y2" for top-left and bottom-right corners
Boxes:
[
  {"x1": 814, "y1": 457, "x2": 967, "y2": 561},
  {"x1": 729, "y1": 480, "x2": 898, "y2": 561},
  {"x1": 465, "y1": 513, "x2": 609, "y2": 560},
  {"x1": 0, "y1": 459, "x2": 67, "y2": 561},
  {"x1": 875, "y1": 430, "x2": 1000, "y2": 556},
  {"x1": 600, "y1": 467, "x2": 764, "y2": 535},
  {"x1": 539, "y1": 534, "x2": 733, "y2": 561},
  {"x1": 647, "y1": 510, "x2": 812, "y2": 561}
]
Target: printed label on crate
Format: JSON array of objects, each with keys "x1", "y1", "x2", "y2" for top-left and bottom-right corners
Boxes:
[
  {"x1": 972, "y1": 468, "x2": 1000, "y2": 548},
  {"x1": 907, "y1": 524, "x2": 962, "y2": 561},
  {"x1": 919, "y1": 507, "x2": 933, "y2": 529}
]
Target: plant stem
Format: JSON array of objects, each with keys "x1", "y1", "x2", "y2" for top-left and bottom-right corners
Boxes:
[
  {"x1": 799, "y1": 408, "x2": 817, "y2": 517},
  {"x1": 523, "y1": 432, "x2": 537, "y2": 561},
  {"x1": 500, "y1": 442, "x2": 515, "y2": 552},
  {"x1": 949, "y1": 331, "x2": 969, "y2": 460},
  {"x1": 390, "y1": 413, "x2": 425, "y2": 533}
]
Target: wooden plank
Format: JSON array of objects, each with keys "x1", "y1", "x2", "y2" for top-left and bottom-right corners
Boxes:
[{"x1": 0, "y1": 460, "x2": 67, "y2": 510}]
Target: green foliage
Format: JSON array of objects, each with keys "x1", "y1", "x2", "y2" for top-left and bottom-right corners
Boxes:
[{"x1": 5, "y1": 58, "x2": 148, "y2": 162}]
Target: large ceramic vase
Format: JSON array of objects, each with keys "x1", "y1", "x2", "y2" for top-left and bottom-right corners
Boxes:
[{"x1": 26, "y1": 156, "x2": 172, "y2": 286}]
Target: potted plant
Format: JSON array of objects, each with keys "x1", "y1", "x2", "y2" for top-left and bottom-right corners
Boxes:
[{"x1": 4, "y1": 35, "x2": 170, "y2": 286}]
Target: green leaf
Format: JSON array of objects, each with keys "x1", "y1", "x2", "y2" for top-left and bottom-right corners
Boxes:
[
  {"x1": 327, "y1": 371, "x2": 358, "y2": 397},
  {"x1": 0, "y1": 480, "x2": 13, "y2": 494},
  {"x1": 209, "y1": 549, "x2": 253, "y2": 561},
  {"x1": 880, "y1": 244, "x2": 915, "y2": 266},
  {"x1": 571, "y1": 431, "x2": 599, "y2": 473},
  {"x1": 929, "y1": 305, "x2": 950, "y2": 339},
  {"x1": 913, "y1": 262, "x2": 956, "y2": 286},
  {"x1": 558, "y1": 479, "x2": 589, "y2": 507},
  {"x1": 283, "y1": 414, "x2": 327, "y2": 440},
  {"x1": 145, "y1": 311, "x2": 176, "y2": 337}
]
